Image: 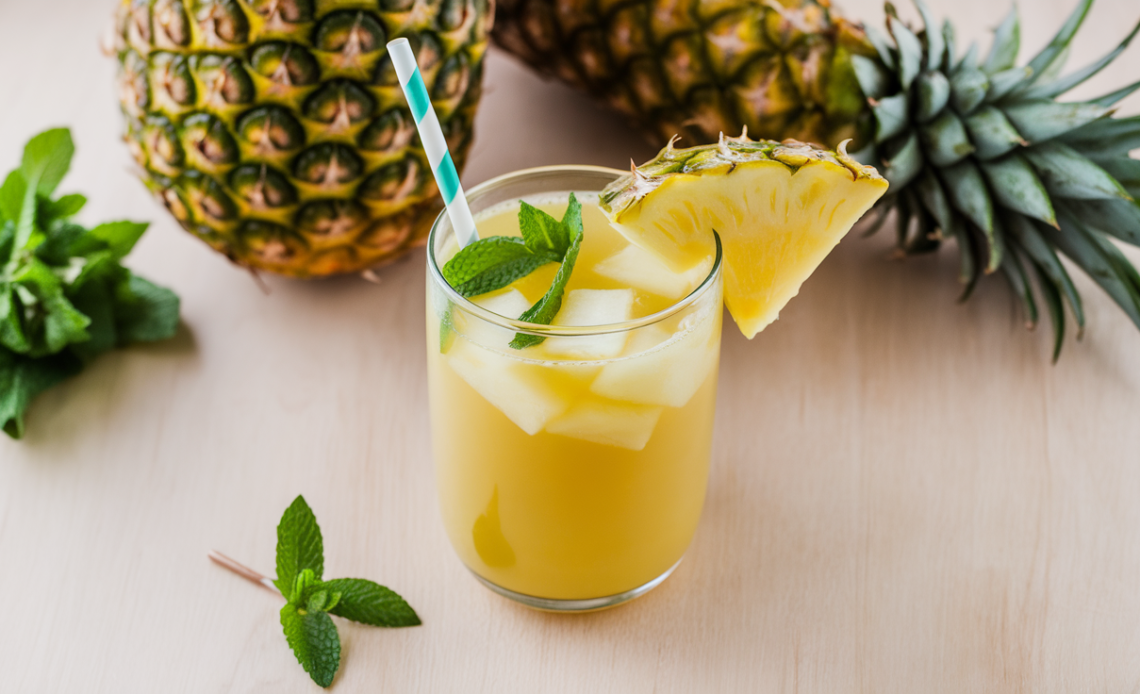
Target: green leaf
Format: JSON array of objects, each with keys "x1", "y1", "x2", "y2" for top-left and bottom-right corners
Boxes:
[
  {"x1": 0, "y1": 171, "x2": 27, "y2": 225},
  {"x1": 1004, "y1": 100, "x2": 1109, "y2": 144},
  {"x1": 999, "y1": 246, "x2": 1038, "y2": 328},
  {"x1": 864, "y1": 24, "x2": 897, "y2": 71},
  {"x1": 983, "y1": 6, "x2": 1020, "y2": 75},
  {"x1": 915, "y1": 71, "x2": 950, "y2": 124},
  {"x1": 872, "y1": 93, "x2": 909, "y2": 143},
  {"x1": 1061, "y1": 199, "x2": 1140, "y2": 246},
  {"x1": 1088, "y1": 79, "x2": 1140, "y2": 109},
  {"x1": 920, "y1": 110, "x2": 974, "y2": 167},
  {"x1": 1097, "y1": 158, "x2": 1140, "y2": 197},
  {"x1": 1044, "y1": 211, "x2": 1140, "y2": 329},
  {"x1": 38, "y1": 193, "x2": 86, "y2": 227},
  {"x1": 21, "y1": 128, "x2": 74, "y2": 198},
  {"x1": 13, "y1": 259, "x2": 91, "y2": 355},
  {"x1": 88, "y1": 221, "x2": 149, "y2": 259},
  {"x1": 916, "y1": 168, "x2": 953, "y2": 232},
  {"x1": 0, "y1": 288, "x2": 29, "y2": 353},
  {"x1": 912, "y1": 0, "x2": 944, "y2": 70},
  {"x1": 275, "y1": 495, "x2": 325, "y2": 597},
  {"x1": 851, "y1": 54, "x2": 892, "y2": 101},
  {"x1": 0, "y1": 349, "x2": 82, "y2": 439},
  {"x1": 67, "y1": 279, "x2": 117, "y2": 362},
  {"x1": 518, "y1": 201, "x2": 569, "y2": 255},
  {"x1": 322, "y1": 578, "x2": 422, "y2": 627},
  {"x1": 880, "y1": 131, "x2": 924, "y2": 189},
  {"x1": 1004, "y1": 212, "x2": 1084, "y2": 328},
  {"x1": 1021, "y1": 19, "x2": 1140, "y2": 100},
  {"x1": 1062, "y1": 116, "x2": 1140, "y2": 157},
  {"x1": 1023, "y1": 143, "x2": 1131, "y2": 201},
  {"x1": 1031, "y1": 259, "x2": 1067, "y2": 362},
  {"x1": 939, "y1": 159, "x2": 995, "y2": 237},
  {"x1": 510, "y1": 224, "x2": 584, "y2": 350},
  {"x1": 950, "y1": 68, "x2": 989, "y2": 115},
  {"x1": 1024, "y1": 0, "x2": 1093, "y2": 80},
  {"x1": 280, "y1": 603, "x2": 340, "y2": 689},
  {"x1": 985, "y1": 66, "x2": 1033, "y2": 103},
  {"x1": 979, "y1": 154, "x2": 1056, "y2": 226},
  {"x1": 964, "y1": 106, "x2": 1025, "y2": 160},
  {"x1": 888, "y1": 16, "x2": 923, "y2": 91},
  {"x1": 442, "y1": 236, "x2": 557, "y2": 298},
  {"x1": 112, "y1": 274, "x2": 180, "y2": 343}
]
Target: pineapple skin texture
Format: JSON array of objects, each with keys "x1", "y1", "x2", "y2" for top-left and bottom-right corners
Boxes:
[
  {"x1": 112, "y1": 0, "x2": 491, "y2": 278},
  {"x1": 492, "y1": 0, "x2": 875, "y2": 149}
]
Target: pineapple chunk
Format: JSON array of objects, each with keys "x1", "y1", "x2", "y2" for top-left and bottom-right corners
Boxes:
[
  {"x1": 543, "y1": 288, "x2": 635, "y2": 359},
  {"x1": 455, "y1": 289, "x2": 532, "y2": 349},
  {"x1": 590, "y1": 307, "x2": 720, "y2": 408},
  {"x1": 447, "y1": 341, "x2": 569, "y2": 435},
  {"x1": 593, "y1": 242, "x2": 711, "y2": 300},
  {"x1": 545, "y1": 398, "x2": 664, "y2": 451}
]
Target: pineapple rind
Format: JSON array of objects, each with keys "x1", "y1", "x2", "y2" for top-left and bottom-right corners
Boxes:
[{"x1": 113, "y1": 0, "x2": 491, "y2": 277}]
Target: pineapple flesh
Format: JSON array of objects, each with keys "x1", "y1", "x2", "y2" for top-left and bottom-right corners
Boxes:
[
  {"x1": 602, "y1": 134, "x2": 888, "y2": 338},
  {"x1": 112, "y1": 0, "x2": 490, "y2": 277}
]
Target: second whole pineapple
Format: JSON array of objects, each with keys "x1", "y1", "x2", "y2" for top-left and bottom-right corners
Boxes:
[
  {"x1": 493, "y1": 0, "x2": 1140, "y2": 355},
  {"x1": 111, "y1": 0, "x2": 491, "y2": 277}
]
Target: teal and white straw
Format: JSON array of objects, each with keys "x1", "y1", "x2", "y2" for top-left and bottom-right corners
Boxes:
[{"x1": 387, "y1": 38, "x2": 479, "y2": 249}]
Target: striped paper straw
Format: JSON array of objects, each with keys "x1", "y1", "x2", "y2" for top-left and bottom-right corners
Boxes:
[{"x1": 387, "y1": 38, "x2": 479, "y2": 249}]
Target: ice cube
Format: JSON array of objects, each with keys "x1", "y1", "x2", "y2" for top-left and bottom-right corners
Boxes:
[
  {"x1": 545, "y1": 398, "x2": 664, "y2": 451},
  {"x1": 590, "y1": 307, "x2": 720, "y2": 408},
  {"x1": 455, "y1": 289, "x2": 533, "y2": 349},
  {"x1": 593, "y1": 243, "x2": 710, "y2": 300},
  {"x1": 447, "y1": 340, "x2": 569, "y2": 435},
  {"x1": 543, "y1": 288, "x2": 635, "y2": 359}
]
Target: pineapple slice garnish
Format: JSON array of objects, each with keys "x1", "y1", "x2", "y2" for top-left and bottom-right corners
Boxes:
[{"x1": 601, "y1": 133, "x2": 888, "y2": 338}]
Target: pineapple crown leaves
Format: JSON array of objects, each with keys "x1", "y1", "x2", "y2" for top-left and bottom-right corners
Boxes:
[
  {"x1": 852, "y1": 0, "x2": 1140, "y2": 359},
  {"x1": 274, "y1": 495, "x2": 421, "y2": 688},
  {"x1": 0, "y1": 127, "x2": 180, "y2": 439}
]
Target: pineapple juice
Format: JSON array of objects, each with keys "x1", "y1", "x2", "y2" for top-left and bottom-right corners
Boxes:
[{"x1": 427, "y1": 188, "x2": 723, "y2": 606}]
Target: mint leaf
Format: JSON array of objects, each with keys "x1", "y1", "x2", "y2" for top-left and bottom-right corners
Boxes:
[
  {"x1": 113, "y1": 274, "x2": 180, "y2": 343},
  {"x1": 13, "y1": 259, "x2": 91, "y2": 356},
  {"x1": 38, "y1": 193, "x2": 86, "y2": 225},
  {"x1": 0, "y1": 171, "x2": 26, "y2": 226},
  {"x1": 281, "y1": 603, "x2": 341, "y2": 688},
  {"x1": 0, "y1": 349, "x2": 81, "y2": 439},
  {"x1": 560, "y1": 192, "x2": 582, "y2": 243},
  {"x1": 509, "y1": 198, "x2": 585, "y2": 350},
  {"x1": 518, "y1": 201, "x2": 569, "y2": 255},
  {"x1": 0, "y1": 288, "x2": 29, "y2": 353},
  {"x1": 67, "y1": 279, "x2": 117, "y2": 362},
  {"x1": 21, "y1": 128, "x2": 74, "y2": 198},
  {"x1": 275, "y1": 495, "x2": 325, "y2": 597},
  {"x1": 442, "y1": 235, "x2": 558, "y2": 298},
  {"x1": 88, "y1": 221, "x2": 148, "y2": 260},
  {"x1": 321, "y1": 578, "x2": 422, "y2": 627}
]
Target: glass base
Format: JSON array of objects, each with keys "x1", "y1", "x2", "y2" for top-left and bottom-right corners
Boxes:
[{"x1": 470, "y1": 559, "x2": 682, "y2": 612}]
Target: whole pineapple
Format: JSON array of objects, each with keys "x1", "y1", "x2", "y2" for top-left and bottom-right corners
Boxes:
[
  {"x1": 111, "y1": 0, "x2": 490, "y2": 277},
  {"x1": 493, "y1": 0, "x2": 1140, "y2": 357}
]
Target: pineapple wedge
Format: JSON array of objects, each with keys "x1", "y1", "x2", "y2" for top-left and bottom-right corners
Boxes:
[{"x1": 601, "y1": 134, "x2": 888, "y2": 338}]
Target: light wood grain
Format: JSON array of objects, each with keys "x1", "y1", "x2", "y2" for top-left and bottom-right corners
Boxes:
[{"x1": 2, "y1": 1, "x2": 1139, "y2": 692}]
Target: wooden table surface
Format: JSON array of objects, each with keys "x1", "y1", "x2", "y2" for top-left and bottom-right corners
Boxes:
[{"x1": 2, "y1": 1, "x2": 1139, "y2": 691}]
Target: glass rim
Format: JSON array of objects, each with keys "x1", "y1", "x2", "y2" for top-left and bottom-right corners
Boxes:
[{"x1": 426, "y1": 165, "x2": 724, "y2": 338}]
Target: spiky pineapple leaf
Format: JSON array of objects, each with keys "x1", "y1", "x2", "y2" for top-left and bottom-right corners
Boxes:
[
  {"x1": 1023, "y1": 143, "x2": 1131, "y2": 201},
  {"x1": 1024, "y1": 0, "x2": 1093, "y2": 80},
  {"x1": 983, "y1": 7, "x2": 1020, "y2": 75},
  {"x1": 1021, "y1": 19, "x2": 1140, "y2": 100},
  {"x1": 979, "y1": 154, "x2": 1055, "y2": 226}
]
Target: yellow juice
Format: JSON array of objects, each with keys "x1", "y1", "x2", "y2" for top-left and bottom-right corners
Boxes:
[{"x1": 427, "y1": 193, "x2": 722, "y2": 602}]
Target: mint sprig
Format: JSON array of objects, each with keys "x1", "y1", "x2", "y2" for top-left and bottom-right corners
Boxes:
[
  {"x1": 273, "y1": 495, "x2": 420, "y2": 688},
  {"x1": 0, "y1": 127, "x2": 179, "y2": 439},
  {"x1": 440, "y1": 193, "x2": 584, "y2": 350}
]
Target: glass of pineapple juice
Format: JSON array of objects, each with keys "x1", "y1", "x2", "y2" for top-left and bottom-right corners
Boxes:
[{"x1": 426, "y1": 166, "x2": 723, "y2": 611}]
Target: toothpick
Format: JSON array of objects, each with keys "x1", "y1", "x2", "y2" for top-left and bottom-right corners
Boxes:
[{"x1": 208, "y1": 550, "x2": 282, "y2": 596}]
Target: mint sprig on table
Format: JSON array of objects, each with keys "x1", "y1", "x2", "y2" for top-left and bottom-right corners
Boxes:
[
  {"x1": 214, "y1": 495, "x2": 420, "y2": 689},
  {"x1": 441, "y1": 193, "x2": 584, "y2": 349},
  {"x1": 0, "y1": 127, "x2": 179, "y2": 439}
]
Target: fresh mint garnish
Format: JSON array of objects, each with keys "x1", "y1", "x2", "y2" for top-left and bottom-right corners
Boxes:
[
  {"x1": 440, "y1": 193, "x2": 584, "y2": 350},
  {"x1": 0, "y1": 127, "x2": 179, "y2": 439},
  {"x1": 272, "y1": 495, "x2": 420, "y2": 688}
]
